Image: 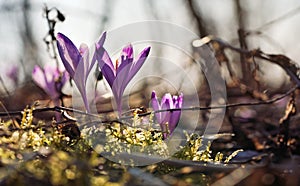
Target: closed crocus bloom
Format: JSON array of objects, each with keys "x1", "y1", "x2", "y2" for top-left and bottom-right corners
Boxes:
[
  {"x1": 151, "y1": 91, "x2": 183, "y2": 138},
  {"x1": 56, "y1": 32, "x2": 106, "y2": 112}
]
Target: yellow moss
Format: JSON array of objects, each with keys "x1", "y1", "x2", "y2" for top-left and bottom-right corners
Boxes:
[
  {"x1": 0, "y1": 105, "x2": 243, "y2": 185},
  {"x1": 20, "y1": 106, "x2": 34, "y2": 129},
  {"x1": 91, "y1": 176, "x2": 109, "y2": 186},
  {"x1": 225, "y1": 149, "x2": 243, "y2": 163}
]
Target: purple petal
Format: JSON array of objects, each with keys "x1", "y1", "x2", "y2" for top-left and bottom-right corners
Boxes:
[
  {"x1": 116, "y1": 45, "x2": 134, "y2": 93},
  {"x1": 122, "y1": 44, "x2": 133, "y2": 58},
  {"x1": 161, "y1": 95, "x2": 172, "y2": 138},
  {"x1": 151, "y1": 91, "x2": 160, "y2": 111},
  {"x1": 110, "y1": 74, "x2": 123, "y2": 115},
  {"x1": 116, "y1": 44, "x2": 134, "y2": 81},
  {"x1": 115, "y1": 57, "x2": 133, "y2": 100},
  {"x1": 61, "y1": 70, "x2": 69, "y2": 85},
  {"x1": 56, "y1": 33, "x2": 81, "y2": 77},
  {"x1": 79, "y1": 44, "x2": 89, "y2": 55},
  {"x1": 32, "y1": 65, "x2": 59, "y2": 99},
  {"x1": 80, "y1": 46, "x2": 93, "y2": 78},
  {"x1": 162, "y1": 93, "x2": 173, "y2": 109},
  {"x1": 151, "y1": 91, "x2": 161, "y2": 122},
  {"x1": 161, "y1": 93, "x2": 172, "y2": 124},
  {"x1": 98, "y1": 49, "x2": 115, "y2": 75},
  {"x1": 73, "y1": 75, "x2": 90, "y2": 112},
  {"x1": 168, "y1": 112, "x2": 180, "y2": 134},
  {"x1": 116, "y1": 44, "x2": 133, "y2": 78},
  {"x1": 43, "y1": 65, "x2": 61, "y2": 98},
  {"x1": 99, "y1": 61, "x2": 116, "y2": 88},
  {"x1": 73, "y1": 54, "x2": 87, "y2": 89},
  {"x1": 44, "y1": 64, "x2": 59, "y2": 81},
  {"x1": 111, "y1": 84, "x2": 122, "y2": 115},
  {"x1": 126, "y1": 46, "x2": 150, "y2": 83},
  {"x1": 97, "y1": 49, "x2": 116, "y2": 89},
  {"x1": 88, "y1": 53, "x2": 98, "y2": 76},
  {"x1": 78, "y1": 45, "x2": 91, "y2": 82},
  {"x1": 96, "y1": 31, "x2": 106, "y2": 49},
  {"x1": 72, "y1": 72, "x2": 89, "y2": 112},
  {"x1": 81, "y1": 88, "x2": 90, "y2": 113},
  {"x1": 116, "y1": 54, "x2": 133, "y2": 75},
  {"x1": 32, "y1": 65, "x2": 47, "y2": 90},
  {"x1": 169, "y1": 93, "x2": 183, "y2": 134},
  {"x1": 177, "y1": 93, "x2": 183, "y2": 108},
  {"x1": 6, "y1": 65, "x2": 19, "y2": 84}
]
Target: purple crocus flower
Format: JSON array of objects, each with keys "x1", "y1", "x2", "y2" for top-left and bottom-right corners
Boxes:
[
  {"x1": 6, "y1": 64, "x2": 19, "y2": 87},
  {"x1": 32, "y1": 64, "x2": 68, "y2": 106},
  {"x1": 96, "y1": 42, "x2": 151, "y2": 116},
  {"x1": 151, "y1": 91, "x2": 183, "y2": 138},
  {"x1": 56, "y1": 32, "x2": 106, "y2": 112}
]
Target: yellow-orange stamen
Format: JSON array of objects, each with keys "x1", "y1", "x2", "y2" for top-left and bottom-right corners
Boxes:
[{"x1": 115, "y1": 59, "x2": 119, "y2": 71}]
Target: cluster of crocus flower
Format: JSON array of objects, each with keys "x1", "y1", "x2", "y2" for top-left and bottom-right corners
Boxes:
[
  {"x1": 31, "y1": 30, "x2": 183, "y2": 139},
  {"x1": 32, "y1": 64, "x2": 69, "y2": 106},
  {"x1": 55, "y1": 31, "x2": 151, "y2": 116},
  {"x1": 151, "y1": 91, "x2": 183, "y2": 138}
]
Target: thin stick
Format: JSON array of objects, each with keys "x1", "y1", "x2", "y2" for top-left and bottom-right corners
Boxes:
[
  {"x1": 0, "y1": 86, "x2": 296, "y2": 123},
  {"x1": 0, "y1": 76, "x2": 10, "y2": 97},
  {"x1": 135, "y1": 85, "x2": 297, "y2": 118}
]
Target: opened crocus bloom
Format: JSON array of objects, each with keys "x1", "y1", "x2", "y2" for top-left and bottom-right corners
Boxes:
[
  {"x1": 151, "y1": 91, "x2": 183, "y2": 138},
  {"x1": 32, "y1": 64, "x2": 68, "y2": 106},
  {"x1": 56, "y1": 32, "x2": 106, "y2": 112},
  {"x1": 96, "y1": 42, "x2": 151, "y2": 116}
]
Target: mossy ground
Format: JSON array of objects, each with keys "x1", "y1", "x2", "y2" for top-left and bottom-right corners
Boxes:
[{"x1": 0, "y1": 107, "x2": 241, "y2": 186}]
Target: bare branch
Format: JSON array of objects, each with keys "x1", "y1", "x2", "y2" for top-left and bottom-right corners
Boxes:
[{"x1": 186, "y1": 0, "x2": 208, "y2": 37}]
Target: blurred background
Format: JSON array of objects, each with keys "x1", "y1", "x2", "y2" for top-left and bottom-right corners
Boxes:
[
  {"x1": 1, "y1": 2, "x2": 300, "y2": 185},
  {"x1": 1, "y1": 0, "x2": 300, "y2": 111}
]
